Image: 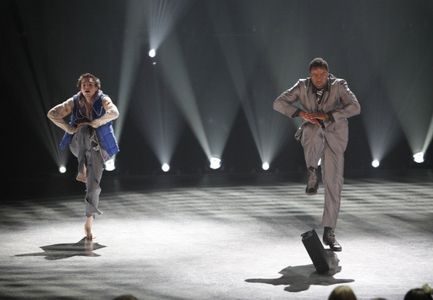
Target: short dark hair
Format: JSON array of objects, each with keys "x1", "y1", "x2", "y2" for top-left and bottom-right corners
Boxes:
[
  {"x1": 77, "y1": 73, "x2": 101, "y2": 89},
  {"x1": 309, "y1": 57, "x2": 329, "y2": 72},
  {"x1": 328, "y1": 285, "x2": 357, "y2": 300},
  {"x1": 404, "y1": 288, "x2": 433, "y2": 300}
]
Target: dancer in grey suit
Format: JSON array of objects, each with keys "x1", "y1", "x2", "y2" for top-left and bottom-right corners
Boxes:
[{"x1": 273, "y1": 58, "x2": 361, "y2": 251}]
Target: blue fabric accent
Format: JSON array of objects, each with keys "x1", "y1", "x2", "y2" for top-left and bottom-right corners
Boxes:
[
  {"x1": 59, "y1": 132, "x2": 73, "y2": 150},
  {"x1": 96, "y1": 123, "x2": 120, "y2": 157},
  {"x1": 59, "y1": 91, "x2": 119, "y2": 157}
]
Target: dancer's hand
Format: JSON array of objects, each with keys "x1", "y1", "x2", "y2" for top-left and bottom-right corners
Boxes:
[
  {"x1": 76, "y1": 121, "x2": 97, "y2": 128},
  {"x1": 299, "y1": 111, "x2": 321, "y2": 125},
  {"x1": 66, "y1": 125, "x2": 78, "y2": 134},
  {"x1": 78, "y1": 121, "x2": 97, "y2": 128},
  {"x1": 309, "y1": 112, "x2": 329, "y2": 121}
]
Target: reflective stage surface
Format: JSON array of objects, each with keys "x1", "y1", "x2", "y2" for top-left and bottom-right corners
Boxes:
[{"x1": 1, "y1": 171, "x2": 432, "y2": 299}]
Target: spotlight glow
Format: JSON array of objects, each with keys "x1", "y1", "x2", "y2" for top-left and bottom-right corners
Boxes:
[
  {"x1": 372, "y1": 159, "x2": 380, "y2": 168},
  {"x1": 148, "y1": 48, "x2": 156, "y2": 58},
  {"x1": 59, "y1": 166, "x2": 66, "y2": 174},
  {"x1": 210, "y1": 157, "x2": 221, "y2": 170},
  {"x1": 104, "y1": 157, "x2": 116, "y2": 171},
  {"x1": 162, "y1": 163, "x2": 170, "y2": 172},
  {"x1": 262, "y1": 162, "x2": 270, "y2": 171},
  {"x1": 413, "y1": 152, "x2": 424, "y2": 163}
]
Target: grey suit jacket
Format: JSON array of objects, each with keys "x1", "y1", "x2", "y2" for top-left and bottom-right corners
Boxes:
[{"x1": 273, "y1": 74, "x2": 361, "y2": 153}]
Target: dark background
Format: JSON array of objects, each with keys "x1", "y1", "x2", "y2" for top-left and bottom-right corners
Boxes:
[{"x1": 2, "y1": 0, "x2": 432, "y2": 183}]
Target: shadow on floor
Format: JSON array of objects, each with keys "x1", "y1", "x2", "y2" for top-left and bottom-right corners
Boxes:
[
  {"x1": 15, "y1": 238, "x2": 106, "y2": 260},
  {"x1": 245, "y1": 263, "x2": 354, "y2": 292}
]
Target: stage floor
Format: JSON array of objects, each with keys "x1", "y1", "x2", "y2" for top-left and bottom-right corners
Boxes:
[{"x1": 1, "y1": 171, "x2": 432, "y2": 299}]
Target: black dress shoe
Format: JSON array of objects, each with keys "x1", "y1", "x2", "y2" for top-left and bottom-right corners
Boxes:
[
  {"x1": 323, "y1": 227, "x2": 342, "y2": 252},
  {"x1": 305, "y1": 167, "x2": 318, "y2": 195}
]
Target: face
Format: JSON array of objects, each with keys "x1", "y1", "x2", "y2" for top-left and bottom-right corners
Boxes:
[
  {"x1": 310, "y1": 67, "x2": 328, "y2": 89},
  {"x1": 80, "y1": 78, "x2": 98, "y2": 98}
]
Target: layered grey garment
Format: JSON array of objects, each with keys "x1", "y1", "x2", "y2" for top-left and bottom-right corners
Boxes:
[
  {"x1": 273, "y1": 74, "x2": 361, "y2": 228},
  {"x1": 70, "y1": 126, "x2": 104, "y2": 217}
]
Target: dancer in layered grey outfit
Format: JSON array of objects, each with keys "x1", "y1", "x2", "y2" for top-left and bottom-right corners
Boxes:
[
  {"x1": 47, "y1": 73, "x2": 119, "y2": 240},
  {"x1": 273, "y1": 58, "x2": 360, "y2": 251}
]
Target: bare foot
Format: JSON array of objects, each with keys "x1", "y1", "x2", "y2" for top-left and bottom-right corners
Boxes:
[
  {"x1": 84, "y1": 216, "x2": 93, "y2": 240},
  {"x1": 76, "y1": 173, "x2": 87, "y2": 183},
  {"x1": 76, "y1": 165, "x2": 87, "y2": 183}
]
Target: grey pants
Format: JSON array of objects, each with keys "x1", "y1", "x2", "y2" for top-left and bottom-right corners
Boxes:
[
  {"x1": 301, "y1": 122, "x2": 348, "y2": 229},
  {"x1": 70, "y1": 126, "x2": 104, "y2": 218}
]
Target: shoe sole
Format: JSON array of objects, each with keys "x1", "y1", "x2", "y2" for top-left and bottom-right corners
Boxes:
[
  {"x1": 305, "y1": 188, "x2": 318, "y2": 195},
  {"x1": 305, "y1": 183, "x2": 319, "y2": 195},
  {"x1": 323, "y1": 241, "x2": 342, "y2": 252}
]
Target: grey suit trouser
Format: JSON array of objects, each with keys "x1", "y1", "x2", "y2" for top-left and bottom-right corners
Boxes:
[
  {"x1": 301, "y1": 122, "x2": 348, "y2": 229},
  {"x1": 70, "y1": 126, "x2": 104, "y2": 218}
]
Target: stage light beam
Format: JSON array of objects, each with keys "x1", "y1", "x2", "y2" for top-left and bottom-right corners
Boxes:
[
  {"x1": 207, "y1": 1, "x2": 297, "y2": 169},
  {"x1": 159, "y1": 35, "x2": 213, "y2": 160},
  {"x1": 210, "y1": 157, "x2": 221, "y2": 170},
  {"x1": 162, "y1": 163, "x2": 170, "y2": 172},
  {"x1": 372, "y1": 159, "x2": 380, "y2": 168},
  {"x1": 262, "y1": 162, "x2": 270, "y2": 171},
  {"x1": 59, "y1": 166, "x2": 66, "y2": 174},
  {"x1": 149, "y1": 48, "x2": 156, "y2": 58},
  {"x1": 413, "y1": 152, "x2": 424, "y2": 164},
  {"x1": 104, "y1": 157, "x2": 116, "y2": 171}
]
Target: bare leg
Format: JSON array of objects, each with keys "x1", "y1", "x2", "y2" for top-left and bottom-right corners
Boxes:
[
  {"x1": 76, "y1": 164, "x2": 87, "y2": 183},
  {"x1": 84, "y1": 215, "x2": 94, "y2": 240}
]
